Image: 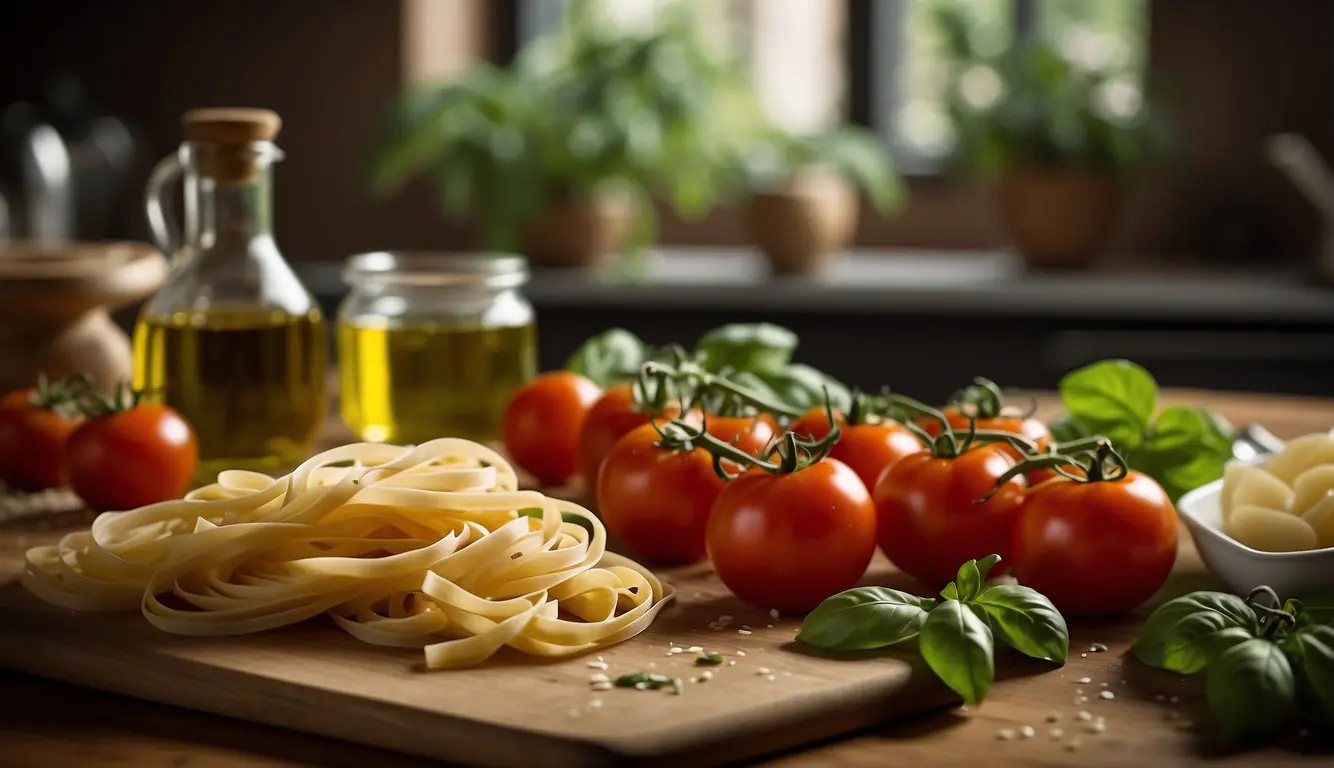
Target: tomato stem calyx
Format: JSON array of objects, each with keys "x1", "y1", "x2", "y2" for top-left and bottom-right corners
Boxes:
[
  {"x1": 638, "y1": 359, "x2": 803, "y2": 421},
  {"x1": 974, "y1": 439, "x2": 1129, "y2": 504}
]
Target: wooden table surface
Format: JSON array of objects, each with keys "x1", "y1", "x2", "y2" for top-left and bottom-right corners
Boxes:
[{"x1": 4, "y1": 389, "x2": 1334, "y2": 768}]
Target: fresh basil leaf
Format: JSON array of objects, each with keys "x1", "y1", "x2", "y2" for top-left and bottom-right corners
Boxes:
[
  {"x1": 1047, "y1": 415, "x2": 1092, "y2": 443},
  {"x1": 1132, "y1": 445, "x2": 1229, "y2": 503},
  {"x1": 919, "y1": 600, "x2": 995, "y2": 707},
  {"x1": 694, "y1": 323, "x2": 798, "y2": 374},
  {"x1": 973, "y1": 554, "x2": 1003, "y2": 583},
  {"x1": 1281, "y1": 625, "x2": 1334, "y2": 725},
  {"x1": 1160, "y1": 611, "x2": 1256, "y2": 675},
  {"x1": 796, "y1": 587, "x2": 938, "y2": 652},
  {"x1": 954, "y1": 560, "x2": 983, "y2": 602},
  {"x1": 1058, "y1": 359, "x2": 1158, "y2": 449},
  {"x1": 751, "y1": 364, "x2": 852, "y2": 413},
  {"x1": 941, "y1": 582, "x2": 960, "y2": 601},
  {"x1": 1296, "y1": 591, "x2": 1334, "y2": 627},
  {"x1": 1145, "y1": 405, "x2": 1225, "y2": 453},
  {"x1": 1132, "y1": 592, "x2": 1258, "y2": 671},
  {"x1": 564, "y1": 328, "x2": 647, "y2": 388},
  {"x1": 1205, "y1": 638, "x2": 1296, "y2": 745},
  {"x1": 972, "y1": 585, "x2": 1070, "y2": 664}
]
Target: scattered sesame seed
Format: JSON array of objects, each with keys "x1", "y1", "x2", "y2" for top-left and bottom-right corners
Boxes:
[
  {"x1": 699, "y1": 670, "x2": 714, "y2": 681},
  {"x1": 766, "y1": 624, "x2": 775, "y2": 629},
  {"x1": 634, "y1": 682, "x2": 649, "y2": 690},
  {"x1": 1099, "y1": 682, "x2": 1110, "y2": 688},
  {"x1": 1076, "y1": 688, "x2": 1085, "y2": 695},
  {"x1": 1076, "y1": 677, "x2": 1092, "y2": 684},
  {"x1": 1074, "y1": 696, "x2": 1088, "y2": 705},
  {"x1": 669, "y1": 647, "x2": 684, "y2": 655},
  {"x1": 1046, "y1": 712, "x2": 1061, "y2": 723},
  {"x1": 648, "y1": 662, "x2": 656, "y2": 669},
  {"x1": 737, "y1": 650, "x2": 747, "y2": 657},
  {"x1": 1169, "y1": 696, "x2": 1180, "y2": 705},
  {"x1": 1090, "y1": 643, "x2": 1108, "y2": 652},
  {"x1": 1049, "y1": 728, "x2": 1066, "y2": 740},
  {"x1": 1155, "y1": 694, "x2": 1166, "y2": 701},
  {"x1": 738, "y1": 629, "x2": 753, "y2": 635},
  {"x1": 589, "y1": 699, "x2": 603, "y2": 709},
  {"x1": 1065, "y1": 739, "x2": 1081, "y2": 753},
  {"x1": 769, "y1": 608, "x2": 780, "y2": 620},
  {"x1": 1020, "y1": 725, "x2": 1036, "y2": 739},
  {"x1": 764, "y1": 674, "x2": 777, "y2": 682},
  {"x1": 728, "y1": 660, "x2": 737, "y2": 666},
  {"x1": 997, "y1": 729, "x2": 1017, "y2": 741},
  {"x1": 586, "y1": 660, "x2": 608, "y2": 670},
  {"x1": 1086, "y1": 721, "x2": 1107, "y2": 734},
  {"x1": 1076, "y1": 711, "x2": 1092, "y2": 722},
  {"x1": 1080, "y1": 653, "x2": 1088, "y2": 658},
  {"x1": 1098, "y1": 691, "x2": 1115, "y2": 701},
  {"x1": 589, "y1": 673, "x2": 609, "y2": 683},
  {"x1": 686, "y1": 645, "x2": 703, "y2": 653},
  {"x1": 756, "y1": 667, "x2": 772, "y2": 675},
  {"x1": 591, "y1": 681, "x2": 612, "y2": 691},
  {"x1": 669, "y1": 641, "x2": 675, "y2": 646},
  {"x1": 596, "y1": 655, "x2": 604, "y2": 661}
]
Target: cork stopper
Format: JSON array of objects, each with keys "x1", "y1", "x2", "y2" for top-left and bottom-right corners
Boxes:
[{"x1": 181, "y1": 108, "x2": 282, "y2": 183}]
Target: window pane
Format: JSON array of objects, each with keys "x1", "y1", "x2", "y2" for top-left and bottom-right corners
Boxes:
[
  {"x1": 1037, "y1": 0, "x2": 1148, "y2": 80},
  {"x1": 750, "y1": 0, "x2": 846, "y2": 134}
]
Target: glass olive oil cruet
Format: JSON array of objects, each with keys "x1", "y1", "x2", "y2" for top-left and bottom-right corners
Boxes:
[{"x1": 135, "y1": 108, "x2": 327, "y2": 479}]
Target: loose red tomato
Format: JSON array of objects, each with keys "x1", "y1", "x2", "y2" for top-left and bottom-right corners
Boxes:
[
  {"x1": 502, "y1": 371, "x2": 602, "y2": 487},
  {"x1": 788, "y1": 406, "x2": 845, "y2": 442},
  {"x1": 829, "y1": 422, "x2": 926, "y2": 491},
  {"x1": 578, "y1": 383, "x2": 683, "y2": 485},
  {"x1": 707, "y1": 458, "x2": 877, "y2": 613},
  {"x1": 65, "y1": 403, "x2": 197, "y2": 512},
  {"x1": 0, "y1": 389, "x2": 81, "y2": 491},
  {"x1": 873, "y1": 444, "x2": 1027, "y2": 587},
  {"x1": 1011, "y1": 472, "x2": 1178, "y2": 616}
]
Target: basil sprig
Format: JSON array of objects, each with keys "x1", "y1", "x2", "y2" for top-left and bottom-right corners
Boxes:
[
  {"x1": 1133, "y1": 586, "x2": 1334, "y2": 745},
  {"x1": 797, "y1": 555, "x2": 1069, "y2": 707},
  {"x1": 563, "y1": 323, "x2": 850, "y2": 412},
  {"x1": 1054, "y1": 359, "x2": 1234, "y2": 500}
]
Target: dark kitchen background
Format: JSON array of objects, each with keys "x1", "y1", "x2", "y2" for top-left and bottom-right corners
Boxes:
[{"x1": 3, "y1": 0, "x2": 1333, "y2": 401}]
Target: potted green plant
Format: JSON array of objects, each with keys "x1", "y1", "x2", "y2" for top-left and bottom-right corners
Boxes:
[
  {"x1": 737, "y1": 126, "x2": 902, "y2": 275},
  {"x1": 937, "y1": 7, "x2": 1175, "y2": 269},
  {"x1": 369, "y1": 1, "x2": 757, "y2": 268}
]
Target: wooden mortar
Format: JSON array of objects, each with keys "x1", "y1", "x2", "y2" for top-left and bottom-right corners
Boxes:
[{"x1": 0, "y1": 241, "x2": 167, "y2": 394}]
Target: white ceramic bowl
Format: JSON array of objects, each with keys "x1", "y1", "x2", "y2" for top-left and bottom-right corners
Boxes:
[{"x1": 1177, "y1": 479, "x2": 1334, "y2": 598}]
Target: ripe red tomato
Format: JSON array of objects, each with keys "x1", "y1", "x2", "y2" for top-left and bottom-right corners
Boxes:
[
  {"x1": 873, "y1": 444, "x2": 1027, "y2": 587},
  {"x1": 707, "y1": 458, "x2": 877, "y2": 613},
  {"x1": 1011, "y1": 472, "x2": 1178, "y2": 616},
  {"x1": 788, "y1": 406, "x2": 845, "y2": 442},
  {"x1": 0, "y1": 389, "x2": 81, "y2": 491},
  {"x1": 502, "y1": 371, "x2": 602, "y2": 487},
  {"x1": 923, "y1": 406, "x2": 1052, "y2": 453},
  {"x1": 65, "y1": 403, "x2": 198, "y2": 512},
  {"x1": 829, "y1": 422, "x2": 925, "y2": 491},
  {"x1": 578, "y1": 383, "x2": 682, "y2": 485}
]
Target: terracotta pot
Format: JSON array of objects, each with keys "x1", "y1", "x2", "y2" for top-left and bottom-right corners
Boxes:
[
  {"x1": 0, "y1": 241, "x2": 168, "y2": 394},
  {"x1": 521, "y1": 194, "x2": 633, "y2": 267},
  {"x1": 996, "y1": 167, "x2": 1125, "y2": 269},
  {"x1": 747, "y1": 167, "x2": 858, "y2": 276}
]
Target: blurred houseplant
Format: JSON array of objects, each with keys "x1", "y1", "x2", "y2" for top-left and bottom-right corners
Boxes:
[
  {"x1": 369, "y1": 1, "x2": 758, "y2": 267},
  {"x1": 938, "y1": 5, "x2": 1175, "y2": 269},
  {"x1": 738, "y1": 126, "x2": 902, "y2": 275}
]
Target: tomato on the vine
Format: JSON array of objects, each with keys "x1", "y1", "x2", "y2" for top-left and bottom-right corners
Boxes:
[
  {"x1": 923, "y1": 406, "x2": 1051, "y2": 454},
  {"x1": 789, "y1": 406, "x2": 845, "y2": 442},
  {"x1": 65, "y1": 394, "x2": 197, "y2": 512},
  {"x1": 830, "y1": 422, "x2": 925, "y2": 491},
  {"x1": 708, "y1": 457, "x2": 877, "y2": 613},
  {"x1": 502, "y1": 371, "x2": 602, "y2": 487},
  {"x1": 578, "y1": 383, "x2": 683, "y2": 484},
  {"x1": 873, "y1": 443, "x2": 1027, "y2": 587},
  {"x1": 1010, "y1": 456, "x2": 1177, "y2": 616},
  {"x1": 0, "y1": 388, "x2": 81, "y2": 491}
]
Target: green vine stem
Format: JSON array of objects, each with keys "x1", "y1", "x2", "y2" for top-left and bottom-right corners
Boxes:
[
  {"x1": 81, "y1": 380, "x2": 157, "y2": 418},
  {"x1": 1247, "y1": 586, "x2": 1297, "y2": 640},
  {"x1": 886, "y1": 393, "x2": 1041, "y2": 459},
  {"x1": 974, "y1": 440, "x2": 1127, "y2": 504},
  {"x1": 949, "y1": 377, "x2": 1039, "y2": 419},
  {"x1": 638, "y1": 359, "x2": 804, "y2": 420},
  {"x1": 652, "y1": 401, "x2": 842, "y2": 480},
  {"x1": 26, "y1": 372, "x2": 98, "y2": 418}
]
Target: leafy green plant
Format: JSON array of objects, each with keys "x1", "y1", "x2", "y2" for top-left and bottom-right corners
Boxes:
[
  {"x1": 369, "y1": 0, "x2": 760, "y2": 254},
  {"x1": 935, "y1": 3, "x2": 1175, "y2": 176},
  {"x1": 798, "y1": 555, "x2": 1069, "y2": 706},
  {"x1": 736, "y1": 126, "x2": 904, "y2": 214},
  {"x1": 1133, "y1": 587, "x2": 1334, "y2": 745},
  {"x1": 1049, "y1": 359, "x2": 1234, "y2": 501}
]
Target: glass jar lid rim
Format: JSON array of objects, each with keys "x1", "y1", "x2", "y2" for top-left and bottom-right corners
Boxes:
[{"x1": 344, "y1": 251, "x2": 529, "y2": 289}]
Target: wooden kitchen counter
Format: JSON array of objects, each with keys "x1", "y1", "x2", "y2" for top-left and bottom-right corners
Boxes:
[{"x1": 3, "y1": 389, "x2": 1334, "y2": 768}]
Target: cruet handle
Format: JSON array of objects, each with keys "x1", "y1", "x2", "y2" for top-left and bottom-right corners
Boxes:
[{"x1": 144, "y1": 152, "x2": 184, "y2": 257}]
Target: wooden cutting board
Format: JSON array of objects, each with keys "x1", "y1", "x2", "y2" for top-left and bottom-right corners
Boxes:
[{"x1": 0, "y1": 555, "x2": 960, "y2": 768}]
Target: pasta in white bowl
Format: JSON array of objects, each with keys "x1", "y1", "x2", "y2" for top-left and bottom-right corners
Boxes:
[{"x1": 21, "y1": 438, "x2": 673, "y2": 669}]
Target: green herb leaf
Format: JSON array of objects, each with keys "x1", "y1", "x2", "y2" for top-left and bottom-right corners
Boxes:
[
  {"x1": 1281, "y1": 625, "x2": 1334, "y2": 725},
  {"x1": 1058, "y1": 359, "x2": 1158, "y2": 449},
  {"x1": 1047, "y1": 414, "x2": 1092, "y2": 443},
  {"x1": 695, "y1": 651, "x2": 725, "y2": 666},
  {"x1": 971, "y1": 585, "x2": 1070, "y2": 665},
  {"x1": 953, "y1": 560, "x2": 983, "y2": 603},
  {"x1": 1295, "y1": 591, "x2": 1334, "y2": 627},
  {"x1": 1132, "y1": 592, "x2": 1259, "y2": 673},
  {"x1": 918, "y1": 600, "x2": 995, "y2": 707},
  {"x1": 1205, "y1": 638, "x2": 1295, "y2": 745},
  {"x1": 694, "y1": 323, "x2": 798, "y2": 374},
  {"x1": 797, "y1": 587, "x2": 938, "y2": 652},
  {"x1": 748, "y1": 364, "x2": 852, "y2": 413},
  {"x1": 564, "y1": 328, "x2": 647, "y2": 388},
  {"x1": 973, "y1": 554, "x2": 1003, "y2": 583},
  {"x1": 941, "y1": 582, "x2": 960, "y2": 601},
  {"x1": 1133, "y1": 404, "x2": 1234, "y2": 500}
]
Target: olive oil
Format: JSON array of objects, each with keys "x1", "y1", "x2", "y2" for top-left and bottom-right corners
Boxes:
[
  {"x1": 338, "y1": 320, "x2": 536, "y2": 444},
  {"x1": 133, "y1": 308, "x2": 329, "y2": 478}
]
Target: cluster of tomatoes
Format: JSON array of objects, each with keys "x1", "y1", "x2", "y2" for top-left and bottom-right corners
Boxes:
[
  {"x1": 0, "y1": 376, "x2": 198, "y2": 512},
  {"x1": 503, "y1": 369, "x2": 1180, "y2": 617}
]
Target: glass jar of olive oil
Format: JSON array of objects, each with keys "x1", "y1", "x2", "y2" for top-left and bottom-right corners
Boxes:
[
  {"x1": 135, "y1": 109, "x2": 328, "y2": 479},
  {"x1": 338, "y1": 252, "x2": 536, "y2": 444}
]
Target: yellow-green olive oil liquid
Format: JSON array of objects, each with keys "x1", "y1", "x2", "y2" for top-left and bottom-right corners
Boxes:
[
  {"x1": 132, "y1": 308, "x2": 329, "y2": 479},
  {"x1": 338, "y1": 320, "x2": 536, "y2": 444}
]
